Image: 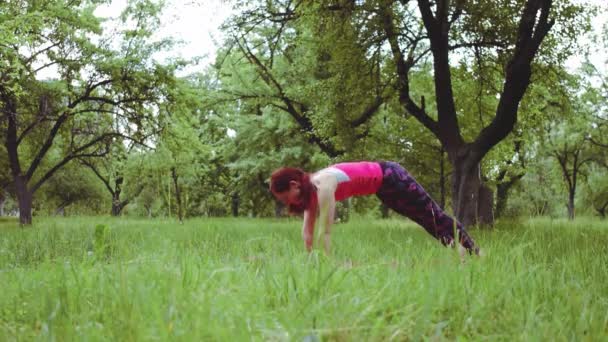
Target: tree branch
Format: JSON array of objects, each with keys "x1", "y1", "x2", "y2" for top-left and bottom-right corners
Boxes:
[
  {"x1": 379, "y1": 2, "x2": 439, "y2": 135},
  {"x1": 30, "y1": 133, "x2": 115, "y2": 194},
  {"x1": 25, "y1": 113, "x2": 69, "y2": 180},
  {"x1": 79, "y1": 158, "x2": 115, "y2": 196},
  {"x1": 472, "y1": 0, "x2": 555, "y2": 164},
  {"x1": 235, "y1": 37, "x2": 341, "y2": 157}
]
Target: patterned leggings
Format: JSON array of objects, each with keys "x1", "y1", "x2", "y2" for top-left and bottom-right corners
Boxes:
[{"x1": 376, "y1": 161, "x2": 479, "y2": 254}]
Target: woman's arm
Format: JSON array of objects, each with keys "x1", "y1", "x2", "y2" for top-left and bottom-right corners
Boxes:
[
  {"x1": 311, "y1": 172, "x2": 337, "y2": 255},
  {"x1": 302, "y1": 207, "x2": 316, "y2": 252}
]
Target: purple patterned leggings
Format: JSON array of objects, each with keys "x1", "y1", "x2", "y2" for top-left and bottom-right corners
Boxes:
[{"x1": 376, "y1": 162, "x2": 479, "y2": 254}]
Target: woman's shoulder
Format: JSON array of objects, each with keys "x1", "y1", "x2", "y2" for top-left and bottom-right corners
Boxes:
[{"x1": 311, "y1": 169, "x2": 339, "y2": 188}]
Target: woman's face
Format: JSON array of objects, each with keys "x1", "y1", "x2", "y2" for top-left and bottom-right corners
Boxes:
[{"x1": 272, "y1": 180, "x2": 303, "y2": 208}]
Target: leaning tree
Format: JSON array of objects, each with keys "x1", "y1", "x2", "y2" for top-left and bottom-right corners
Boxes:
[{"x1": 0, "y1": 0, "x2": 178, "y2": 224}]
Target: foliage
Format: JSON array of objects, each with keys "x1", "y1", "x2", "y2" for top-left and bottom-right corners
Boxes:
[
  {"x1": 37, "y1": 162, "x2": 107, "y2": 215},
  {"x1": 0, "y1": 0, "x2": 181, "y2": 223}
]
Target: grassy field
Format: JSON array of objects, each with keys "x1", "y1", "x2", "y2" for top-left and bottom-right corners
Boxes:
[{"x1": 0, "y1": 216, "x2": 607, "y2": 341}]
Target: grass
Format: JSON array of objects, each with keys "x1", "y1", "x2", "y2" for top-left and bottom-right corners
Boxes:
[{"x1": 0, "y1": 216, "x2": 607, "y2": 341}]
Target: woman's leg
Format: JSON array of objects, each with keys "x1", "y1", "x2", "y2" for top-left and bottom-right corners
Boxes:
[{"x1": 376, "y1": 161, "x2": 479, "y2": 254}]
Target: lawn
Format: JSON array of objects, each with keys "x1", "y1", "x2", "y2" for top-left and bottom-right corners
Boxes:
[{"x1": 0, "y1": 216, "x2": 607, "y2": 341}]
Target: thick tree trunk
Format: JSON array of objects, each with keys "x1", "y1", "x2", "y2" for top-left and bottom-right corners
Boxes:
[
  {"x1": 478, "y1": 186, "x2": 494, "y2": 226},
  {"x1": 496, "y1": 180, "x2": 519, "y2": 219},
  {"x1": 495, "y1": 183, "x2": 508, "y2": 219},
  {"x1": 451, "y1": 153, "x2": 494, "y2": 227},
  {"x1": 439, "y1": 148, "x2": 446, "y2": 209},
  {"x1": 14, "y1": 175, "x2": 32, "y2": 225}
]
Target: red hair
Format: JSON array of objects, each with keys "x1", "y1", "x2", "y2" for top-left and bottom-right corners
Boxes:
[{"x1": 270, "y1": 167, "x2": 315, "y2": 214}]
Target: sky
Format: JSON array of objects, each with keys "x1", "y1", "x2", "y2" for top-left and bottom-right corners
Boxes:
[
  {"x1": 36, "y1": 0, "x2": 606, "y2": 78},
  {"x1": 94, "y1": 0, "x2": 236, "y2": 74},
  {"x1": 104, "y1": 0, "x2": 606, "y2": 71}
]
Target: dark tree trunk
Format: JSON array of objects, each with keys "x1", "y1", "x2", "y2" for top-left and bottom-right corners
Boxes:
[
  {"x1": 111, "y1": 194, "x2": 125, "y2": 216},
  {"x1": 171, "y1": 167, "x2": 183, "y2": 223},
  {"x1": 111, "y1": 177, "x2": 124, "y2": 216},
  {"x1": 495, "y1": 176, "x2": 522, "y2": 219},
  {"x1": 478, "y1": 186, "x2": 494, "y2": 226},
  {"x1": 14, "y1": 175, "x2": 32, "y2": 225},
  {"x1": 379, "y1": 0, "x2": 554, "y2": 228},
  {"x1": 439, "y1": 148, "x2": 446, "y2": 209},
  {"x1": 5, "y1": 97, "x2": 32, "y2": 225},
  {"x1": 232, "y1": 192, "x2": 240, "y2": 217},
  {"x1": 55, "y1": 200, "x2": 71, "y2": 216},
  {"x1": 495, "y1": 183, "x2": 509, "y2": 219},
  {"x1": 450, "y1": 150, "x2": 494, "y2": 227},
  {"x1": 567, "y1": 190, "x2": 575, "y2": 220},
  {"x1": 596, "y1": 203, "x2": 607, "y2": 219},
  {"x1": 0, "y1": 190, "x2": 5, "y2": 216},
  {"x1": 451, "y1": 160, "x2": 480, "y2": 227},
  {"x1": 553, "y1": 147, "x2": 589, "y2": 221}
]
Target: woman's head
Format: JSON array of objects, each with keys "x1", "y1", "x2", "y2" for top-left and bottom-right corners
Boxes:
[{"x1": 269, "y1": 167, "x2": 315, "y2": 214}]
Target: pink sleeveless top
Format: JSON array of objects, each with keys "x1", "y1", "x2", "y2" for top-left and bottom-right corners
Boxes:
[{"x1": 317, "y1": 162, "x2": 383, "y2": 201}]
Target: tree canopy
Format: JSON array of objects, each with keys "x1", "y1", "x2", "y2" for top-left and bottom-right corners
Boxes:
[{"x1": 1, "y1": 0, "x2": 606, "y2": 224}]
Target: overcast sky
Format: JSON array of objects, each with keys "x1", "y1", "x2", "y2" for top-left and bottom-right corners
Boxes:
[
  {"x1": 94, "y1": 0, "x2": 235, "y2": 73},
  {"x1": 83, "y1": 0, "x2": 608, "y2": 75}
]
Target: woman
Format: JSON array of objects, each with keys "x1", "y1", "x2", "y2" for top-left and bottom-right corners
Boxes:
[{"x1": 270, "y1": 161, "x2": 479, "y2": 255}]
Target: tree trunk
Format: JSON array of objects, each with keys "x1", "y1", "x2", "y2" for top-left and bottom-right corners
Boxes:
[
  {"x1": 478, "y1": 185, "x2": 494, "y2": 226},
  {"x1": 495, "y1": 180, "x2": 519, "y2": 219},
  {"x1": 596, "y1": 204, "x2": 607, "y2": 219},
  {"x1": 171, "y1": 167, "x2": 183, "y2": 223},
  {"x1": 111, "y1": 194, "x2": 124, "y2": 216},
  {"x1": 110, "y1": 177, "x2": 124, "y2": 216},
  {"x1": 0, "y1": 190, "x2": 5, "y2": 216},
  {"x1": 14, "y1": 175, "x2": 32, "y2": 225},
  {"x1": 145, "y1": 204, "x2": 152, "y2": 218},
  {"x1": 232, "y1": 192, "x2": 240, "y2": 217},
  {"x1": 567, "y1": 190, "x2": 575, "y2": 220},
  {"x1": 439, "y1": 148, "x2": 446, "y2": 209},
  {"x1": 55, "y1": 201, "x2": 70, "y2": 216},
  {"x1": 451, "y1": 154, "x2": 494, "y2": 228}
]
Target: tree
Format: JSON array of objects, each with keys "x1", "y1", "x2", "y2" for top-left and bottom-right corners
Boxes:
[
  {"x1": 548, "y1": 124, "x2": 593, "y2": 220},
  {"x1": 0, "y1": 0, "x2": 178, "y2": 224},
  {"x1": 219, "y1": 0, "x2": 591, "y2": 226},
  {"x1": 583, "y1": 165, "x2": 608, "y2": 219},
  {"x1": 377, "y1": 0, "x2": 589, "y2": 226},
  {"x1": 79, "y1": 145, "x2": 146, "y2": 216},
  {"x1": 39, "y1": 163, "x2": 105, "y2": 216},
  {"x1": 218, "y1": 0, "x2": 392, "y2": 160}
]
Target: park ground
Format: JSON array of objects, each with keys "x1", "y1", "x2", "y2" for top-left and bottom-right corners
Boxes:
[{"x1": 0, "y1": 216, "x2": 607, "y2": 341}]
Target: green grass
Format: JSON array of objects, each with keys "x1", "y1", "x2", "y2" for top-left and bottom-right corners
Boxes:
[{"x1": 1, "y1": 216, "x2": 607, "y2": 341}]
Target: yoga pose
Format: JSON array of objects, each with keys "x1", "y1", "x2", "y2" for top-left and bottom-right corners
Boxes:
[{"x1": 270, "y1": 161, "x2": 479, "y2": 255}]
